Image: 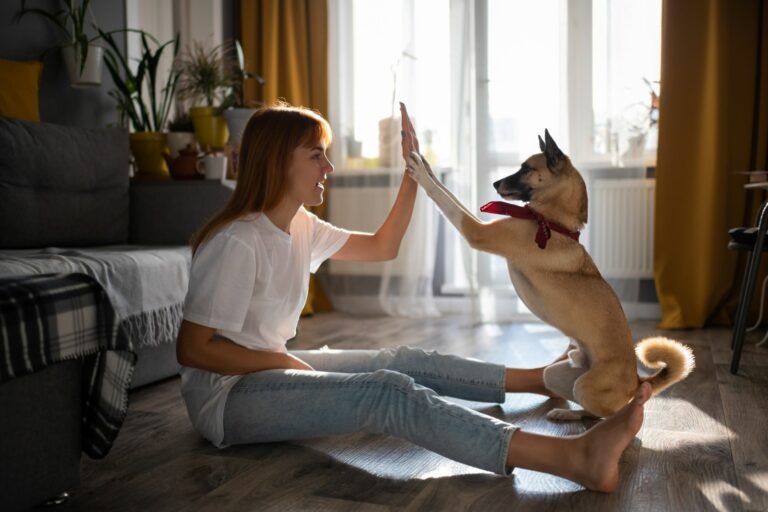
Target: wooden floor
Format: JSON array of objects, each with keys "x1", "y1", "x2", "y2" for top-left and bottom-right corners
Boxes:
[{"x1": 65, "y1": 313, "x2": 767, "y2": 511}]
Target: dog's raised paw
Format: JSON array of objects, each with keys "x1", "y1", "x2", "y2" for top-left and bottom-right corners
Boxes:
[{"x1": 546, "y1": 408, "x2": 588, "y2": 421}]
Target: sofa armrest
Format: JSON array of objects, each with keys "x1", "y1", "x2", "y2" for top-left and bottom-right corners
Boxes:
[
  {"x1": 129, "y1": 180, "x2": 233, "y2": 245},
  {"x1": 0, "y1": 360, "x2": 82, "y2": 511}
]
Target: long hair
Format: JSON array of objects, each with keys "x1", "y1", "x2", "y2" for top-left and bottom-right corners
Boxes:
[{"x1": 189, "y1": 101, "x2": 332, "y2": 255}]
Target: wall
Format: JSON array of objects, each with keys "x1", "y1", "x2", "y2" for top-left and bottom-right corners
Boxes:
[
  {"x1": 0, "y1": 1, "x2": 237, "y2": 129},
  {"x1": 0, "y1": 0, "x2": 127, "y2": 128}
]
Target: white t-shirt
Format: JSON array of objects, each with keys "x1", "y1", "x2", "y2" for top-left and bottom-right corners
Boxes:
[{"x1": 179, "y1": 207, "x2": 351, "y2": 447}]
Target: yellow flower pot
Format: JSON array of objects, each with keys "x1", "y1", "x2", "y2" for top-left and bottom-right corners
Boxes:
[
  {"x1": 129, "y1": 132, "x2": 170, "y2": 179},
  {"x1": 190, "y1": 106, "x2": 229, "y2": 150}
]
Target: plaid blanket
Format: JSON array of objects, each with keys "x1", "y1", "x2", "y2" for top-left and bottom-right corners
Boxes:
[{"x1": 0, "y1": 272, "x2": 136, "y2": 458}]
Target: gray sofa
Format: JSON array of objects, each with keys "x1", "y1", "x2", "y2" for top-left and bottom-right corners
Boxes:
[{"x1": 0, "y1": 117, "x2": 232, "y2": 510}]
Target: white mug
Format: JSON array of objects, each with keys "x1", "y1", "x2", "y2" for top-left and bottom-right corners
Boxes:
[{"x1": 197, "y1": 154, "x2": 228, "y2": 181}]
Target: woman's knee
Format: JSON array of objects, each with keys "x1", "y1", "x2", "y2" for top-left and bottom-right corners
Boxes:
[
  {"x1": 367, "y1": 368, "x2": 416, "y2": 390},
  {"x1": 390, "y1": 345, "x2": 438, "y2": 364}
]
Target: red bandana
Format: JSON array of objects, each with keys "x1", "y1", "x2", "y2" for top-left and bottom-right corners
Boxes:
[{"x1": 480, "y1": 201, "x2": 581, "y2": 249}]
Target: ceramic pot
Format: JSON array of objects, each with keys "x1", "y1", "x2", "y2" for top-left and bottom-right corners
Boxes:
[
  {"x1": 223, "y1": 108, "x2": 256, "y2": 145},
  {"x1": 61, "y1": 44, "x2": 103, "y2": 87},
  {"x1": 190, "y1": 106, "x2": 228, "y2": 150},
  {"x1": 167, "y1": 132, "x2": 197, "y2": 159},
  {"x1": 164, "y1": 144, "x2": 204, "y2": 180},
  {"x1": 129, "y1": 132, "x2": 170, "y2": 179}
]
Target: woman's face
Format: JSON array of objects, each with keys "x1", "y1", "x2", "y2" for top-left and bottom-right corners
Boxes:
[{"x1": 286, "y1": 142, "x2": 333, "y2": 206}]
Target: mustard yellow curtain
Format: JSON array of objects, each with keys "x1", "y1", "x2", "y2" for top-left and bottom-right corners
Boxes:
[
  {"x1": 655, "y1": 0, "x2": 768, "y2": 328},
  {"x1": 240, "y1": 0, "x2": 332, "y2": 315}
]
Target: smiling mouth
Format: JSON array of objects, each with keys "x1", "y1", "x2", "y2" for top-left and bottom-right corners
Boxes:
[{"x1": 315, "y1": 176, "x2": 327, "y2": 190}]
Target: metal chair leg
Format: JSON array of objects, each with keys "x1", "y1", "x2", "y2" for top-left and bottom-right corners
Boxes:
[
  {"x1": 731, "y1": 200, "x2": 768, "y2": 374},
  {"x1": 731, "y1": 250, "x2": 756, "y2": 350}
]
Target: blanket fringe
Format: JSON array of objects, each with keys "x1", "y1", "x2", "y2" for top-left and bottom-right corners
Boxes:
[{"x1": 121, "y1": 302, "x2": 184, "y2": 348}]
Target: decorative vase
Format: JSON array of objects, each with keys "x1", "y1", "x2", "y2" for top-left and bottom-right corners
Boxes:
[
  {"x1": 223, "y1": 108, "x2": 256, "y2": 146},
  {"x1": 190, "y1": 106, "x2": 229, "y2": 150},
  {"x1": 61, "y1": 44, "x2": 103, "y2": 87},
  {"x1": 167, "y1": 132, "x2": 197, "y2": 159},
  {"x1": 129, "y1": 132, "x2": 170, "y2": 179},
  {"x1": 378, "y1": 116, "x2": 401, "y2": 168},
  {"x1": 163, "y1": 145, "x2": 204, "y2": 180}
]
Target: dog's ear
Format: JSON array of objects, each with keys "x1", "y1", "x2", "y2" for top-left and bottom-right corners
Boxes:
[
  {"x1": 543, "y1": 129, "x2": 565, "y2": 172},
  {"x1": 538, "y1": 135, "x2": 546, "y2": 153}
]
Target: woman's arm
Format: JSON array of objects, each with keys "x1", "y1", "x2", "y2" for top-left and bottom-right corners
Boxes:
[
  {"x1": 331, "y1": 103, "x2": 421, "y2": 262},
  {"x1": 331, "y1": 177, "x2": 418, "y2": 261},
  {"x1": 176, "y1": 319, "x2": 314, "y2": 374}
]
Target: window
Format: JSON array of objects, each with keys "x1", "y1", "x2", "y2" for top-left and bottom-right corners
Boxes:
[
  {"x1": 329, "y1": 0, "x2": 662, "y2": 306},
  {"x1": 334, "y1": 0, "x2": 452, "y2": 167}
]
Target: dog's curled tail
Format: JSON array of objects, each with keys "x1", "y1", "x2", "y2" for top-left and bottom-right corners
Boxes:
[{"x1": 635, "y1": 336, "x2": 695, "y2": 395}]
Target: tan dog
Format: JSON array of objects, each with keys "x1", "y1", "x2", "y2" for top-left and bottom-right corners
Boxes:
[{"x1": 401, "y1": 103, "x2": 694, "y2": 419}]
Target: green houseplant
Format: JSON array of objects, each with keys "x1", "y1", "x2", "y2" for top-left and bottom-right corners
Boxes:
[
  {"x1": 15, "y1": 0, "x2": 103, "y2": 86},
  {"x1": 175, "y1": 41, "x2": 235, "y2": 150},
  {"x1": 219, "y1": 39, "x2": 266, "y2": 146},
  {"x1": 98, "y1": 28, "x2": 180, "y2": 178}
]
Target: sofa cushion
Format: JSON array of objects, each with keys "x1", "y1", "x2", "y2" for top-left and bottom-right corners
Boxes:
[{"x1": 0, "y1": 118, "x2": 130, "y2": 248}]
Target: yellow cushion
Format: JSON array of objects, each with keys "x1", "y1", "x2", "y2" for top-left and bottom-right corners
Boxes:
[{"x1": 0, "y1": 59, "x2": 42, "y2": 122}]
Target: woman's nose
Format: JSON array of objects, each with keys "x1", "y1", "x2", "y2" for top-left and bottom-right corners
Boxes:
[{"x1": 324, "y1": 158, "x2": 334, "y2": 174}]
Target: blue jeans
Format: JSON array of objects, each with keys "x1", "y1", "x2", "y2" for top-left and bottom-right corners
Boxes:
[{"x1": 222, "y1": 346, "x2": 518, "y2": 475}]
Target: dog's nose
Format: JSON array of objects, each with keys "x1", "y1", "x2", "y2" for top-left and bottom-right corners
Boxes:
[{"x1": 493, "y1": 179, "x2": 501, "y2": 190}]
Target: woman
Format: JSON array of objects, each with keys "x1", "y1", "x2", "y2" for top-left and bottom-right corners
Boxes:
[{"x1": 176, "y1": 101, "x2": 650, "y2": 493}]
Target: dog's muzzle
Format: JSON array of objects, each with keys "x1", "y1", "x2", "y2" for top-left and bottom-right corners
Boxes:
[{"x1": 494, "y1": 175, "x2": 532, "y2": 202}]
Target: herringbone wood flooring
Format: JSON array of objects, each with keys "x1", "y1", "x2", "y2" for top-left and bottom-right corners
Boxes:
[{"x1": 68, "y1": 313, "x2": 768, "y2": 511}]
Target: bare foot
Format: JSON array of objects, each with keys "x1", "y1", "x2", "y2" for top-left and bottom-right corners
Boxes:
[{"x1": 569, "y1": 382, "x2": 651, "y2": 492}]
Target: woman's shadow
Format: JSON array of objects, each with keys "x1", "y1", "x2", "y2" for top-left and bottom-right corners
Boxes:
[{"x1": 201, "y1": 397, "x2": 751, "y2": 512}]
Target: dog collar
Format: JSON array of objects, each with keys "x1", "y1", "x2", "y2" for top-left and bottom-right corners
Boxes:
[{"x1": 480, "y1": 201, "x2": 581, "y2": 249}]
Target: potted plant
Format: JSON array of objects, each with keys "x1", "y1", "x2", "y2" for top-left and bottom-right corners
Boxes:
[
  {"x1": 99, "y1": 28, "x2": 180, "y2": 178},
  {"x1": 217, "y1": 40, "x2": 265, "y2": 146},
  {"x1": 16, "y1": 0, "x2": 103, "y2": 87},
  {"x1": 175, "y1": 41, "x2": 235, "y2": 151},
  {"x1": 167, "y1": 111, "x2": 196, "y2": 159}
]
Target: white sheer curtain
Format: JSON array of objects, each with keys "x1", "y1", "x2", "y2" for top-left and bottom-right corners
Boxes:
[
  {"x1": 325, "y1": 0, "x2": 661, "y2": 320},
  {"x1": 324, "y1": 0, "x2": 445, "y2": 317}
]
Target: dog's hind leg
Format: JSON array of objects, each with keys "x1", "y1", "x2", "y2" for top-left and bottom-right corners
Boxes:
[
  {"x1": 542, "y1": 350, "x2": 589, "y2": 401},
  {"x1": 542, "y1": 356, "x2": 597, "y2": 421},
  {"x1": 572, "y1": 370, "x2": 636, "y2": 419}
]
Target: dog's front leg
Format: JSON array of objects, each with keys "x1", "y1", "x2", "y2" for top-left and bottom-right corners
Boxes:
[
  {"x1": 406, "y1": 151, "x2": 517, "y2": 258},
  {"x1": 406, "y1": 151, "x2": 493, "y2": 249}
]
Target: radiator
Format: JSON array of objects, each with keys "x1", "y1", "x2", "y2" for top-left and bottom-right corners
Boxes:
[{"x1": 591, "y1": 178, "x2": 655, "y2": 278}]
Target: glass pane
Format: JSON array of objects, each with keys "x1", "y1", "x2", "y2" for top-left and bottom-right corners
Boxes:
[
  {"x1": 592, "y1": 0, "x2": 662, "y2": 162},
  {"x1": 352, "y1": 0, "x2": 404, "y2": 160},
  {"x1": 351, "y1": 0, "x2": 451, "y2": 166},
  {"x1": 487, "y1": 0, "x2": 564, "y2": 166}
]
